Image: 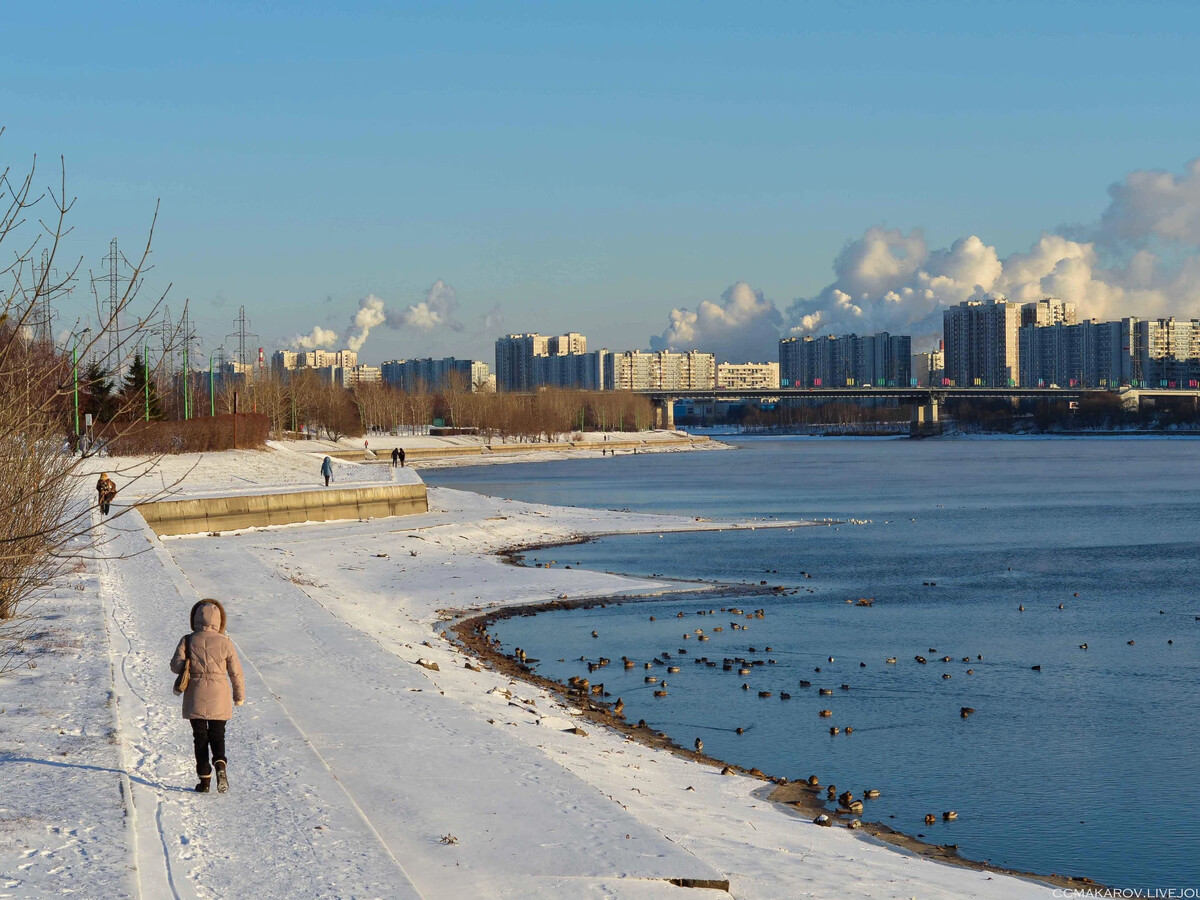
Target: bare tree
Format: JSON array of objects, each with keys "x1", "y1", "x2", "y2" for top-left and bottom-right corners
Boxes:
[
  {"x1": 405, "y1": 382, "x2": 434, "y2": 435},
  {"x1": 352, "y1": 381, "x2": 390, "y2": 434},
  {"x1": 440, "y1": 370, "x2": 469, "y2": 428},
  {"x1": 312, "y1": 380, "x2": 362, "y2": 441},
  {"x1": 0, "y1": 134, "x2": 183, "y2": 674}
]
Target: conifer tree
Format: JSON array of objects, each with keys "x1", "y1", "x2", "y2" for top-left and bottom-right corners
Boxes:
[{"x1": 121, "y1": 353, "x2": 164, "y2": 420}]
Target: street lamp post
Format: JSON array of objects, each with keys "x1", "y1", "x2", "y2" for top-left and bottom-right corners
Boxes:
[
  {"x1": 72, "y1": 327, "x2": 91, "y2": 438},
  {"x1": 73, "y1": 344, "x2": 80, "y2": 436}
]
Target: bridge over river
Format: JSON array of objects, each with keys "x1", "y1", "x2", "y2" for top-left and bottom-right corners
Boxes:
[{"x1": 632, "y1": 386, "x2": 1200, "y2": 436}]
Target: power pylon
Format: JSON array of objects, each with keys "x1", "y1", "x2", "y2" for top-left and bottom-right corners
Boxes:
[
  {"x1": 225, "y1": 305, "x2": 259, "y2": 372},
  {"x1": 89, "y1": 238, "x2": 138, "y2": 368}
]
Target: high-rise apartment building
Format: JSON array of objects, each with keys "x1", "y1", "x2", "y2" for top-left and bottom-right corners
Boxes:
[
  {"x1": 778, "y1": 333, "x2": 911, "y2": 387},
  {"x1": 271, "y1": 350, "x2": 300, "y2": 374},
  {"x1": 381, "y1": 358, "x2": 490, "y2": 392},
  {"x1": 911, "y1": 343, "x2": 945, "y2": 386},
  {"x1": 270, "y1": 348, "x2": 357, "y2": 377},
  {"x1": 1019, "y1": 318, "x2": 1138, "y2": 388},
  {"x1": 533, "y1": 350, "x2": 607, "y2": 390},
  {"x1": 1020, "y1": 298, "x2": 1078, "y2": 328},
  {"x1": 547, "y1": 332, "x2": 587, "y2": 356},
  {"x1": 325, "y1": 364, "x2": 382, "y2": 387},
  {"x1": 604, "y1": 350, "x2": 716, "y2": 391},
  {"x1": 495, "y1": 333, "x2": 591, "y2": 390},
  {"x1": 942, "y1": 298, "x2": 1021, "y2": 386},
  {"x1": 1135, "y1": 317, "x2": 1200, "y2": 386},
  {"x1": 716, "y1": 361, "x2": 780, "y2": 390}
]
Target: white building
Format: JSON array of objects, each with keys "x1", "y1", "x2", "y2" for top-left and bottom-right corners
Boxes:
[
  {"x1": 911, "y1": 345, "x2": 945, "y2": 386},
  {"x1": 605, "y1": 350, "x2": 716, "y2": 391},
  {"x1": 1021, "y1": 298, "x2": 1077, "y2": 328},
  {"x1": 716, "y1": 361, "x2": 780, "y2": 390},
  {"x1": 322, "y1": 364, "x2": 381, "y2": 387}
]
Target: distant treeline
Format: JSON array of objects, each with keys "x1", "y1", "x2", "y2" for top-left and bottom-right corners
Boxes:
[
  {"x1": 74, "y1": 364, "x2": 660, "y2": 444},
  {"x1": 948, "y1": 394, "x2": 1200, "y2": 433},
  {"x1": 723, "y1": 394, "x2": 1200, "y2": 434}
]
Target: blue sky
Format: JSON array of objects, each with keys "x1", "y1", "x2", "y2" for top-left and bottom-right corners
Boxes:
[{"x1": 4, "y1": 1, "x2": 1200, "y2": 362}]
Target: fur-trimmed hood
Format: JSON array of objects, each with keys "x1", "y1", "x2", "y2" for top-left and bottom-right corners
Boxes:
[{"x1": 190, "y1": 598, "x2": 227, "y2": 633}]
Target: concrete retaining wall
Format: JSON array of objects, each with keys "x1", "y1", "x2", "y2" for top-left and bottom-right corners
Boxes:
[{"x1": 137, "y1": 483, "x2": 428, "y2": 536}]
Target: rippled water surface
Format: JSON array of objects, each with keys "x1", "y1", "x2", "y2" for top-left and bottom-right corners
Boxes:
[{"x1": 424, "y1": 437, "x2": 1200, "y2": 888}]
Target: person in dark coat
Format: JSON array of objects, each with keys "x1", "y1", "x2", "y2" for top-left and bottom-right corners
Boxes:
[
  {"x1": 96, "y1": 473, "x2": 117, "y2": 515},
  {"x1": 391, "y1": 447, "x2": 400, "y2": 468},
  {"x1": 321, "y1": 456, "x2": 333, "y2": 486},
  {"x1": 170, "y1": 599, "x2": 245, "y2": 793},
  {"x1": 398, "y1": 447, "x2": 406, "y2": 467}
]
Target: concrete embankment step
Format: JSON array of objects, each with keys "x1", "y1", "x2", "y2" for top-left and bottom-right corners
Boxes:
[{"x1": 137, "y1": 483, "x2": 428, "y2": 536}]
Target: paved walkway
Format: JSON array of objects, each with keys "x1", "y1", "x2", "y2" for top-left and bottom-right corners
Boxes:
[{"x1": 106, "y1": 508, "x2": 718, "y2": 898}]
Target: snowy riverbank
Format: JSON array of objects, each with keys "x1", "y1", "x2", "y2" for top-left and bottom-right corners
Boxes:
[{"x1": 2, "y1": 448, "x2": 1057, "y2": 898}]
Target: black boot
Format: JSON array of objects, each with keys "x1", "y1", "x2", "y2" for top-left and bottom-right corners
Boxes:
[
  {"x1": 214, "y1": 760, "x2": 228, "y2": 794},
  {"x1": 195, "y1": 775, "x2": 212, "y2": 793}
]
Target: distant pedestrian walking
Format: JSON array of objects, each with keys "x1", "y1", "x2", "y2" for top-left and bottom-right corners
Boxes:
[
  {"x1": 170, "y1": 599, "x2": 245, "y2": 793},
  {"x1": 398, "y1": 447, "x2": 405, "y2": 467},
  {"x1": 321, "y1": 456, "x2": 333, "y2": 486},
  {"x1": 391, "y1": 447, "x2": 400, "y2": 468},
  {"x1": 96, "y1": 473, "x2": 117, "y2": 516}
]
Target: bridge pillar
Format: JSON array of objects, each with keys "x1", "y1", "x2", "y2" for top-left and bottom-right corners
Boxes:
[
  {"x1": 654, "y1": 398, "x2": 676, "y2": 431},
  {"x1": 910, "y1": 398, "x2": 941, "y2": 438}
]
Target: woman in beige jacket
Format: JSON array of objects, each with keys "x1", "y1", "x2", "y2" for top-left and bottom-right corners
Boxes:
[{"x1": 170, "y1": 599, "x2": 246, "y2": 793}]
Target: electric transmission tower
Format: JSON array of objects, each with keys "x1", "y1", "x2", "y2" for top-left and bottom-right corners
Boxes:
[
  {"x1": 31, "y1": 248, "x2": 74, "y2": 343},
  {"x1": 225, "y1": 305, "x2": 259, "y2": 372},
  {"x1": 179, "y1": 301, "x2": 199, "y2": 369},
  {"x1": 89, "y1": 238, "x2": 139, "y2": 368},
  {"x1": 177, "y1": 301, "x2": 200, "y2": 418}
]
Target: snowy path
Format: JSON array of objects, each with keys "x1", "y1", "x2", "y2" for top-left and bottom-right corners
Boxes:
[
  {"x1": 169, "y1": 527, "x2": 726, "y2": 898},
  {"x1": 0, "y1": 543, "x2": 135, "y2": 899},
  {"x1": 95, "y1": 512, "x2": 416, "y2": 899}
]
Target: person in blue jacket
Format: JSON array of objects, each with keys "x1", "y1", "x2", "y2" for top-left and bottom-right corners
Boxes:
[{"x1": 321, "y1": 456, "x2": 333, "y2": 486}]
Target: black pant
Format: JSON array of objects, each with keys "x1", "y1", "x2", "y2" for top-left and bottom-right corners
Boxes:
[
  {"x1": 191, "y1": 719, "x2": 227, "y2": 777},
  {"x1": 100, "y1": 501, "x2": 111, "y2": 515},
  {"x1": 324, "y1": 474, "x2": 330, "y2": 486}
]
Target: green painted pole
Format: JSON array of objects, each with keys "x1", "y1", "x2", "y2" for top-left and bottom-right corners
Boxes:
[
  {"x1": 183, "y1": 343, "x2": 189, "y2": 420},
  {"x1": 73, "y1": 345, "x2": 80, "y2": 436},
  {"x1": 209, "y1": 355, "x2": 215, "y2": 416},
  {"x1": 144, "y1": 340, "x2": 150, "y2": 421}
]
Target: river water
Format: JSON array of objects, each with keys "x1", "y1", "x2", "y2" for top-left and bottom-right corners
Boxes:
[{"x1": 423, "y1": 437, "x2": 1200, "y2": 888}]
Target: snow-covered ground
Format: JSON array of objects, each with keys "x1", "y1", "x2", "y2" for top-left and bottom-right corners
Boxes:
[
  {"x1": 76, "y1": 441, "x2": 419, "y2": 503},
  {"x1": 274, "y1": 430, "x2": 731, "y2": 471},
  {"x1": 1, "y1": 447, "x2": 1056, "y2": 898}
]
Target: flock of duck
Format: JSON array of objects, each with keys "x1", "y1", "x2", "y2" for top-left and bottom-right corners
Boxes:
[
  {"x1": 506, "y1": 594, "x2": 1182, "y2": 834},
  {"x1": 522, "y1": 603, "x2": 991, "y2": 830}
]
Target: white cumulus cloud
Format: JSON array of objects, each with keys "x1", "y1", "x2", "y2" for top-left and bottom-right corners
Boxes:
[
  {"x1": 649, "y1": 157, "x2": 1200, "y2": 356},
  {"x1": 651, "y1": 281, "x2": 784, "y2": 363}
]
